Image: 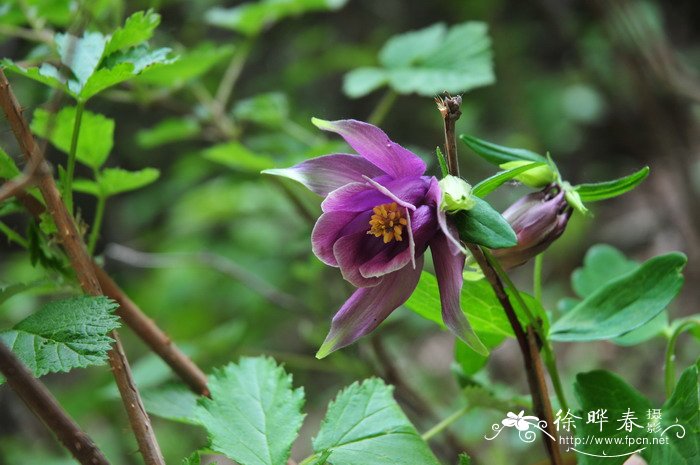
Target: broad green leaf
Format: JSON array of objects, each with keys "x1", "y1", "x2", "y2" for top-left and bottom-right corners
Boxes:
[
  {"x1": 313, "y1": 378, "x2": 441, "y2": 465},
  {"x1": 137, "y1": 118, "x2": 201, "y2": 149},
  {"x1": 573, "y1": 370, "x2": 653, "y2": 465},
  {"x1": 1, "y1": 61, "x2": 67, "y2": 92},
  {"x1": 613, "y1": 311, "x2": 668, "y2": 346},
  {"x1": 77, "y1": 62, "x2": 136, "y2": 101},
  {"x1": 344, "y1": 22, "x2": 494, "y2": 97},
  {"x1": 454, "y1": 197, "x2": 517, "y2": 249},
  {"x1": 136, "y1": 43, "x2": 234, "y2": 88},
  {"x1": 195, "y1": 357, "x2": 305, "y2": 465},
  {"x1": 73, "y1": 168, "x2": 160, "y2": 197},
  {"x1": 232, "y1": 92, "x2": 289, "y2": 128},
  {"x1": 0, "y1": 147, "x2": 20, "y2": 179},
  {"x1": 460, "y1": 134, "x2": 547, "y2": 165},
  {"x1": 31, "y1": 106, "x2": 114, "y2": 169},
  {"x1": 206, "y1": 0, "x2": 349, "y2": 36},
  {"x1": 55, "y1": 31, "x2": 107, "y2": 86},
  {"x1": 0, "y1": 279, "x2": 57, "y2": 306},
  {"x1": 575, "y1": 167, "x2": 650, "y2": 202},
  {"x1": 142, "y1": 383, "x2": 200, "y2": 425},
  {"x1": 550, "y1": 252, "x2": 686, "y2": 341},
  {"x1": 571, "y1": 244, "x2": 638, "y2": 298},
  {"x1": 105, "y1": 10, "x2": 161, "y2": 55},
  {"x1": 0, "y1": 296, "x2": 119, "y2": 384},
  {"x1": 472, "y1": 162, "x2": 547, "y2": 198},
  {"x1": 203, "y1": 142, "x2": 275, "y2": 172}
]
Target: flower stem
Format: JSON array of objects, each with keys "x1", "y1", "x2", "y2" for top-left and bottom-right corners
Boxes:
[
  {"x1": 534, "y1": 253, "x2": 543, "y2": 302},
  {"x1": 64, "y1": 100, "x2": 85, "y2": 214},
  {"x1": 664, "y1": 318, "x2": 700, "y2": 396},
  {"x1": 368, "y1": 89, "x2": 397, "y2": 126},
  {"x1": 421, "y1": 405, "x2": 470, "y2": 441},
  {"x1": 87, "y1": 193, "x2": 106, "y2": 255}
]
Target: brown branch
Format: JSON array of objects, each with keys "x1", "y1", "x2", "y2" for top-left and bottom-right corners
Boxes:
[
  {"x1": 436, "y1": 96, "x2": 562, "y2": 465},
  {"x1": 0, "y1": 342, "x2": 110, "y2": 465},
  {"x1": 0, "y1": 69, "x2": 165, "y2": 465}
]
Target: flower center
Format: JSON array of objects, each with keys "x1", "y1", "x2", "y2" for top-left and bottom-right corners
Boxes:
[{"x1": 367, "y1": 202, "x2": 408, "y2": 243}]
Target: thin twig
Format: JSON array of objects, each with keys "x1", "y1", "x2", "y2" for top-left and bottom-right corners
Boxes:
[
  {"x1": 0, "y1": 341, "x2": 110, "y2": 465},
  {"x1": 436, "y1": 95, "x2": 561, "y2": 465},
  {"x1": 0, "y1": 69, "x2": 165, "y2": 465}
]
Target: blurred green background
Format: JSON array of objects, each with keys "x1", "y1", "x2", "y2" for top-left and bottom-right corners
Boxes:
[{"x1": 0, "y1": 0, "x2": 699, "y2": 463}]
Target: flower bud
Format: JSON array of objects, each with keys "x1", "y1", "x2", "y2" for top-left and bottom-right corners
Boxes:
[
  {"x1": 439, "y1": 175, "x2": 476, "y2": 213},
  {"x1": 492, "y1": 184, "x2": 572, "y2": 269}
]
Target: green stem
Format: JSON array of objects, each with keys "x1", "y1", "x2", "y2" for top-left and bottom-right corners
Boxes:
[
  {"x1": 87, "y1": 194, "x2": 106, "y2": 255},
  {"x1": 368, "y1": 90, "x2": 397, "y2": 126},
  {"x1": 0, "y1": 221, "x2": 28, "y2": 248},
  {"x1": 533, "y1": 253, "x2": 543, "y2": 302},
  {"x1": 484, "y1": 249, "x2": 569, "y2": 410},
  {"x1": 664, "y1": 319, "x2": 700, "y2": 397},
  {"x1": 64, "y1": 101, "x2": 85, "y2": 214},
  {"x1": 421, "y1": 405, "x2": 469, "y2": 441},
  {"x1": 215, "y1": 38, "x2": 254, "y2": 111}
]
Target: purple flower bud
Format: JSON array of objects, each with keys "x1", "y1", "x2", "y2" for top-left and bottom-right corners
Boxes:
[{"x1": 492, "y1": 184, "x2": 572, "y2": 269}]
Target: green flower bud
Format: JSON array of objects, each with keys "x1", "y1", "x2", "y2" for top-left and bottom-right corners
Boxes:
[
  {"x1": 439, "y1": 175, "x2": 476, "y2": 213},
  {"x1": 500, "y1": 160, "x2": 557, "y2": 188}
]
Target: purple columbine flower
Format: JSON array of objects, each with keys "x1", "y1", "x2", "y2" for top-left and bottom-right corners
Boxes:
[
  {"x1": 265, "y1": 118, "x2": 485, "y2": 358},
  {"x1": 492, "y1": 184, "x2": 572, "y2": 270}
]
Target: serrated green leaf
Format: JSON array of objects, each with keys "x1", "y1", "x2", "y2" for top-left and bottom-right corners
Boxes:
[
  {"x1": 1, "y1": 61, "x2": 68, "y2": 93},
  {"x1": 55, "y1": 31, "x2": 107, "y2": 86},
  {"x1": 313, "y1": 378, "x2": 441, "y2": 465},
  {"x1": 142, "y1": 383, "x2": 200, "y2": 425},
  {"x1": 344, "y1": 22, "x2": 494, "y2": 98},
  {"x1": 0, "y1": 146, "x2": 20, "y2": 179},
  {"x1": 206, "y1": 0, "x2": 348, "y2": 36},
  {"x1": 202, "y1": 142, "x2": 275, "y2": 172},
  {"x1": 195, "y1": 357, "x2": 305, "y2": 465},
  {"x1": 104, "y1": 46, "x2": 174, "y2": 74},
  {"x1": 78, "y1": 62, "x2": 135, "y2": 101},
  {"x1": 454, "y1": 197, "x2": 517, "y2": 248},
  {"x1": 550, "y1": 252, "x2": 686, "y2": 341},
  {"x1": 31, "y1": 106, "x2": 114, "y2": 170},
  {"x1": 0, "y1": 296, "x2": 120, "y2": 384},
  {"x1": 574, "y1": 167, "x2": 650, "y2": 202},
  {"x1": 137, "y1": 118, "x2": 201, "y2": 149},
  {"x1": 136, "y1": 43, "x2": 234, "y2": 88},
  {"x1": 232, "y1": 92, "x2": 289, "y2": 128},
  {"x1": 472, "y1": 162, "x2": 547, "y2": 198},
  {"x1": 460, "y1": 134, "x2": 546, "y2": 165},
  {"x1": 105, "y1": 10, "x2": 161, "y2": 56},
  {"x1": 73, "y1": 168, "x2": 160, "y2": 197}
]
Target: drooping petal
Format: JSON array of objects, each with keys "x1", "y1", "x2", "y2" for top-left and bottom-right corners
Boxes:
[
  {"x1": 426, "y1": 177, "x2": 467, "y2": 255},
  {"x1": 312, "y1": 118, "x2": 426, "y2": 179},
  {"x1": 358, "y1": 205, "x2": 437, "y2": 278},
  {"x1": 312, "y1": 210, "x2": 369, "y2": 266},
  {"x1": 316, "y1": 256, "x2": 424, "y2": 358},
  {"x1": 262, "y1": 154, "x2": 385, "y2": 196},
  {"x1": 333, "y1": 231, "x2": 385, "y2": 287},
  {"x1": 431, "y1": 232, "x2": 488, "y2": 356}
]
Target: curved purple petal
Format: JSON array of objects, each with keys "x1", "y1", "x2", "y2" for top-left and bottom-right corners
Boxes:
[
  {"x1": 426, "y1": 177, "x2": 467, "y2": 255},
  {"x1": 431, "y1": 233, "x2": 488, "y2": 356},
  {"x1": 312, "y1": 210, "x2": 369, "y2": 266},
  {"x1": 312, "y1": 118, "x2": 426, "y2": 179},
  {"x1": 316, "y1": 256, "x2": 425, "y2": 358},
  {"x1": 262, "y1": 154, "x2": 385, "y2": 197},
  {"x1": 333, "y1": 231, "x2": 385, "y2": 287},
  {"x1": 359, "y1": 205, "x2": 437, "y2": 278},
  {"x1": 321, "y1": 182, "x2": 387, "y2": 213}
]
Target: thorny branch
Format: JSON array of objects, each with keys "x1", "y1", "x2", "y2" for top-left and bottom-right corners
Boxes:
[
  {"x1": 437, "y1": 94, "x2": 562, "y2": 465},
  {"x1": 0, "y1": 69, "x2": 165, "y2": 465}
]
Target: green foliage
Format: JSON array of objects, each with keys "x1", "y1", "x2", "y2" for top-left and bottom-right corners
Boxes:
[
  {"x1": 460, "y1": 134, "x2": 547, "y2": 165},
  {"x1": 550, "y1": 252, "x2": 686, "y2": 341},
  {"x1": 344, "y1": 22, "x2": 494, "y2": 97},
  {"x1": 136, "y1": 43, "x2": 234, "y2": 88},
  {"x1": 574, "y1": 167, "x2": 650, "y2": 202},
  {"x1": 203, "y1": 142, "x2": 276, "y2": 172},
  {"x1": 142, "y1": 383, "x2": 200, "y2": 425},
  {"x1": 453, "y1": 197, "x2": 517, "y2": 249},
  {"x1": 195, "y1": 357, "x2": 305, "y2": 465},
  {"x1": 137, "y1": 118, "x2": 201, "y2": 149},
  {"x1": 233, "y1": 92, "x2": 289, "y2": 128},
  {"x1": 471, "y1": 162, "x2": 547, "y2": 197},
  {"x1": 0, "y1": 296, "x2": 119, "y2": 383},
  {"x1": 72, "y1": 168, "x2": 160, "y2": 197},
  {"x1": 206, "y1": 0, "x2": 349, "y2": 36},
  {"x1": 0, "y1": 147, "x2": 20, "y2": 179},
  {"x1": 31, "y1": 106, "x2": 114, "y2": 170},
  {"x1": 571, "y1": 244, "x2": 638, "y2": 298},
  {"x1": 312, "y1": 378, "x2": 441, "y2": 465},
  {"x1": 105, "y1": 9, "x2": 161, "y2": 56}
]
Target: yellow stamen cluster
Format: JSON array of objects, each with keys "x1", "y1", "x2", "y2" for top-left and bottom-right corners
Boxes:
[{"x1": 367, "y1": 202, "x2": 408, "y2": 243}]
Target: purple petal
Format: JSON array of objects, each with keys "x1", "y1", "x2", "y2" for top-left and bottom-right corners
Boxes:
[
  {"x1": 316, "y1": 256, "x2": 424, "y2": 358},
  {"x1": 426, "y1": 177, "x2": 467, "y2": 254},
  {"x1": 363, "y1": 176, "x2": 416, "y2": 211},
  {"x1": 312, "y1": 118, "x2": 426, "y2": 179},
  {"x1": 358, "y1": 205, "x2": 437, "y2": 278},
  {"x1": 263, "y1": 154, "x2": 385, "y2": 196},
  {"x1": 312, "y1": 210, "x2": 369, "y2": 266},
  {"x1": 333, "y1": 232, "x2": 385, "y2": 287},
  {"x1": 321, "y1": 176, "x2": 430, "y2": 213},
  {"x1": 431, "y1": 233, "x2": 488, "y2": 355}
]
